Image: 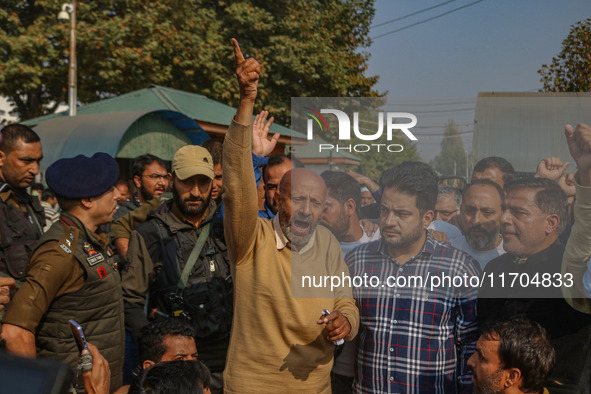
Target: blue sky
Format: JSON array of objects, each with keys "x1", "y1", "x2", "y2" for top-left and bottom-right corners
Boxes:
[{"x1": 367, "y1": 0, "x2": 591, "y2": 161}]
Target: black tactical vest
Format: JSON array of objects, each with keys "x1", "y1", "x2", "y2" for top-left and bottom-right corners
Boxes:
[
  {"x1": 0, "y1": 183, "x2": 45, "y2": 280},
  {"x1": 145, "y1": 218, "x2": 233, "y2": 340}
]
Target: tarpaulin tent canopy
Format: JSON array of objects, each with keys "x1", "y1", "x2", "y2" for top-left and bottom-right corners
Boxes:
[{"x1": 32, "y1": 109, "x2": 209, "y2": 170}]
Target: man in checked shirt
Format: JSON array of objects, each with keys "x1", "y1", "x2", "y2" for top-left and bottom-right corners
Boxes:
[{"x1": 345, "y1": 162, "x2": 481, "y2": 393}]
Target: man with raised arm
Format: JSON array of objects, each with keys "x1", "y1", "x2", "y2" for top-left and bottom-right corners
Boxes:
[
  {"x1": 562, "y1": 123, "x2": 591, "y2": 313},
  {"x1": 222, "y1": 39, "x2": 358, "y2": 393}
]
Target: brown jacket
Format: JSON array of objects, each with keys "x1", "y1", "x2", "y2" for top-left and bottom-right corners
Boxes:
[{"x1": 3, "y1": 213, "x2": 124, "y2": 391}]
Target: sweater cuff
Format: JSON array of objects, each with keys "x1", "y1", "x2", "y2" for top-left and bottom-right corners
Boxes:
[{"x1": 575, "y1": 178, "x2": 591, "y2": 207}]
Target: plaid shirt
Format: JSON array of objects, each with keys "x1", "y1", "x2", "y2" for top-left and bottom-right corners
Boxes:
[{"x1": 345, "y1": 235, "x2": 481, "y2": 394}]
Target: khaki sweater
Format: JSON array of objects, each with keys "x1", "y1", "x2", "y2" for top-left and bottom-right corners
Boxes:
[{"x1": 222, "y1": 119, "x2": 359, "y2": 393}]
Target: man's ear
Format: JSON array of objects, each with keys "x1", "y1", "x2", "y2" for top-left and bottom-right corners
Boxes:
[
  {"x1": 142, "y1": 360, "x2": 155, "y2": 370},
  {"x1": 344, "y1": 198, "x2": 356, "y2": 217},
  {"x1": 504, "y1": 367, "x2": 522, "y2": 389},
  {"x1": 0, "y1": 150, "x2": 6, "y2": 167},
  {"x1": 133, "y1": 175, "x2": 142, "y2": 189},
  {"x1": 545, "y1": 214, "x2": 560, "y2": 235},
  {"x1": 80, "y1": 198, "x2": 93, "y2": 209},
  {"x1": 422, "y1": 209, "x2": 434, "y2": 229}
]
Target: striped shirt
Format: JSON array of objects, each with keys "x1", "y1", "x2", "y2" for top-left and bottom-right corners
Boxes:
[
  {"x1": 345, "y1": 235, "x2": 481, "y2": 394},
  {"x1": 40, "y1": 201, "x2": 60, "y2": 232}
]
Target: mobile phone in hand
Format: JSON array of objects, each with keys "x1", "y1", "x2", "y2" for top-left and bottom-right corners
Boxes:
[
  {"x1": 321, "y1": 309, "x2": 344, "y2": 346},
  {"x1": 68, "y1": 320, "x2": 90, "y2": 355}
]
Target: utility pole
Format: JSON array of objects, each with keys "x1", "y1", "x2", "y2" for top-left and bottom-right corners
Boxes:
[{"x1": 59, "y1": 3, "x2": 77, "y2": 116}]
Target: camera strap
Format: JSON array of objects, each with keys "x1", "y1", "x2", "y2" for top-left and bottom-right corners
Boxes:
[{"x1": 177, "y1": 222, "x2": 211, "y2": 291}]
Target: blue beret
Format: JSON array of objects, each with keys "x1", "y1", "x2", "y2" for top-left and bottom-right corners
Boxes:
[{"x1": 46, "y1": 152, "x2": 119, "y2": 199}]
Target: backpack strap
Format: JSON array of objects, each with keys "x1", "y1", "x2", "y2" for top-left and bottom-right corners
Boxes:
[{"x1": 177, "y1": 223, "x2": 210, "y2": 290}]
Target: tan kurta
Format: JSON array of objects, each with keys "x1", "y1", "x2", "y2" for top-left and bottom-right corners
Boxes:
[{"x1": 222, "y1": 119, "x2": 359, "y2": 393}]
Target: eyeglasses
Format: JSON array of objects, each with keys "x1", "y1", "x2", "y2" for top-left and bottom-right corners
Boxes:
[
  {"x1": 142, "y1": 174, "x2": 170, "y2": 181},
  {"x1": 435, "y1": 209, "x2": 458, "y2": 219}
]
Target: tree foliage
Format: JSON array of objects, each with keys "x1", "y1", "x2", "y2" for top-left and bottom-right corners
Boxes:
[
  {"x1": 0, "y1": 0, "x2": 381, "y2": 121},
  {"x1": 538, "y1": 19, "x2": 591, "y2": 92},
  {"x1": 432, "y1": 120, "x2": 466, "y2": 177}
]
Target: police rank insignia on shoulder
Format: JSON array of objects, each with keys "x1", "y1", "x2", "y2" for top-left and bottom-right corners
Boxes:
[
  {"x1": 83, "y1": 241, "x2": 104, "y2": 266},
  {"x1": 60, "y1": 243, "x2": 72, "y2": 254},
  {"x1": 59, "y1": 230, "x2": 76, "y2": 254}
]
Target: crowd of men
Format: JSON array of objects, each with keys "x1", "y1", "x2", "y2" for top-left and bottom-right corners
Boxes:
[{"x1": 0, "y1": 39, "x2": 591, "y2": 394}]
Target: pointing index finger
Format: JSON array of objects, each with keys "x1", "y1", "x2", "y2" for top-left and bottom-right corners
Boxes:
[{"x1": 232, "y1": 38, "x2": 245, "y2": 64}]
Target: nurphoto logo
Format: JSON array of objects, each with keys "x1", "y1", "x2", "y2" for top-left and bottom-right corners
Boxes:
[{"x1": 293, "y1": 98, "x2": 419, "y2": 153}]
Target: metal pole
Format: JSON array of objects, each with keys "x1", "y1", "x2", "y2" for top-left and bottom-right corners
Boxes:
[{"x1": 68, "y1": 2, "x2": 77, "y2": 116}]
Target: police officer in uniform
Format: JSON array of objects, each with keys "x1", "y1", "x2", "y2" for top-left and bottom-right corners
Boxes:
[
  {"x1": 0, "y1": 124, "x2": 44, "y2": 307},
  {"x1": 123, "y1": 145, "x2": 232, "y2": 394},
  {"x1": 1, "y1": 152, "x2": 125, "y2": 392}
]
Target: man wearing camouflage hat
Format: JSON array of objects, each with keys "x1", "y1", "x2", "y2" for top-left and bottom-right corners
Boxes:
[
  {"x1": 123, "y1": 145, "x2": 232, "y2": 394},
  {"x1": 1, "y1": 152, "x2": 125, "y2": 392}
]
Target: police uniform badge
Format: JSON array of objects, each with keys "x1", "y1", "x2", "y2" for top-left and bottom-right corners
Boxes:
[
  {"x1": 83, "y1": 241, "x2": 104, "y2": 266},
  {"x1": 96, "y1": 266, "x2": 108, "y2": 279},
  {"x1": 83, "y1": 241, "x2": 98, "y2": 256},
  {"x1": 59, "y1": 233, "x2": 73, "y2": 254}
]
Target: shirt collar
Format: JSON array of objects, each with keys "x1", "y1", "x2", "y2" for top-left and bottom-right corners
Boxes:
[
  {"x1": 0, "y1": 187, "x2": 12, "y2": 203},
  {"x1": 61, "y1": 212, "x2": 109, "y2": 249},
  {"x1": 378, "y1": 230, "x2": 434, "y2": 262},
  {"x1": 132, "y1": 192, "x2": 142, "y2": 207},
  {"x1": 272, "y1": 215, "x2": 316, "y2": 253},
  {"x1": 273, "y1": 215, "x2": 289, "y2": 250},
  {"x1": 0, "y1": 179, "x2": 29, "y2": 204},
  {"x1": 511, "y1": 239, "x2": 560, "y2": 265},
  {"x1": 422, "y1": 234, "x2": 437, "y2": 255}
]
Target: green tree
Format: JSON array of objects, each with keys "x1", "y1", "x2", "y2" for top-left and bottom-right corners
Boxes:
[
  {"x1": 432, "y1": 120, "x2": 467, "y2": 177},
  {"x1": 0, "y1": 0, "x2": 380, "y2": 121},
  {"x1": 538, "y1": 19, "x2": 591, "y2": 92}
]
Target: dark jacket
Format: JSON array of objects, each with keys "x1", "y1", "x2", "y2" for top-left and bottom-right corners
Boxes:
[
  {"x1": 0, "y1": 182, "x2": 45, "y2": 282},
  {"x1": 123, "y1": 199, "x2": 232, "y2": 372},
  {"x1": 479, "y1": 241, "x2": 591, "y2": 392}
]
